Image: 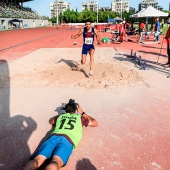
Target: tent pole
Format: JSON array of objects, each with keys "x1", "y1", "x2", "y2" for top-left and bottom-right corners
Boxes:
[
  {"x1": 146, "y1": 17, "x2": 148, "y2": 32},
  {"x1": 56, "y1": 0, "x2": 58, "y2": 27},
  {"x1": 97, "y1": 0, "x2": 98, "y2": 24},
  {"x1": 157, "y1": 36, "x2": 165, "y2": 63},
  {"x1": 121, "y1": 0, "x2": 122, "y2": 19}
]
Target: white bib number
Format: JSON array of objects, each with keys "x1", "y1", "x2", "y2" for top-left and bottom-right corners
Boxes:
[{"x1": 85, "y1": 38, "x2": 93, "y2": 45}]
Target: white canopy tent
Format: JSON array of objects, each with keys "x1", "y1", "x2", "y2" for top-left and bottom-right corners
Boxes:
[
  {"x1": 131, "y1": 6, "x2": 168, "y2": 18},
  {"x1": 130, "y1": 6, "x2": 168, "y2": 44},
  {"x1": 130, "y1": 8, "x2": 145, "y2": 18},
  {"x1": 114, "y1": 16, "x2": 123, "y2": 21}
]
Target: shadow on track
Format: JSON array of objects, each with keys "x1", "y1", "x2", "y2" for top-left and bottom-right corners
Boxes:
[
  {"x1": 76, "y1": 158, "x2": 97, "y2": 170},
  {"x1": 113, "y1": 53, "x2": 170, "y2": 77},
  {"x1": 0, "y1": 59, "x2": 37, "y2": 170},
  {"x1": 56, "y1": 59, "x2": 89, "y2": 78},
  {"x1": 138, "y1": 50, "x2": 167, "y2": 57},
  {"x1": 143, "y1": 45, "x2": 166, "y2": 50}
]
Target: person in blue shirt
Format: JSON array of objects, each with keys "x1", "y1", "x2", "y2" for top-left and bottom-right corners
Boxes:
[
  {"x1": 71, "y1": 20, "x2": 101, "y2": 76},
  {"x1": 154, "y1": 17, "x2": 161, "y2": 42}
]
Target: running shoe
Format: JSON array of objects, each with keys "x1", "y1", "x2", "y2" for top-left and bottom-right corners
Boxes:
[{"x1": 89, "y1": 70, "x2": 93, "y2": 76}]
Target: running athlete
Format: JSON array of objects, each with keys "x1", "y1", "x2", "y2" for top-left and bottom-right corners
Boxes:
[
  {"x1": 23, "y1": 100, "x2": 98, "y2": 170},
  {"x1": 71, "y1": 20, "x2": 101, "y2": 76}
]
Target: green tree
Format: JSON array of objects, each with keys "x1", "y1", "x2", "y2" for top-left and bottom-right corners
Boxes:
[
  {"x1": 49, "y1": 9, "x2": 136, "y2": 23},
  {"x1": 63, "y1": 10, "x2": 71, "y2": 23},
  {"x1": 70, "y1": 10, "x2": 77, "y2": 23},
  {"x1": 81, "y1": 10, "x2": 94, "y2": 22},
  {"x1": 48, "y1": 16, "x2": 56, "y2": 23},
  {"x1": 122, "y1": 11, "x2": 133, "y2": 21},
  {"x1": 163, "y1": 10, "x2": 170, "y2": 15}
]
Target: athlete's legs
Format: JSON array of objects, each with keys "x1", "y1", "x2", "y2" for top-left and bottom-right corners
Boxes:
[
  {"x1": 81, "y1": 44, "x2": 87, "y2": 65},
  {"x1": 45, "y1": 155, "x2": 63, "y2": 170},
  {"x1": 23, "y1": 155, "x2": 46, "y2": 170},
  {"x1": 81, "y1": 54, "x2": 87, "y2": 64},
  {"x1": 81, "y1": 44, "x2": 95, "y2": 75},
  {"x1": 89, "y1": 49, "x2": 95, "y2": 73}
]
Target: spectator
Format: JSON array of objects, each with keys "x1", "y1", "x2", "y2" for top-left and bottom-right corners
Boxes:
[
  {"x1": 122, "y1": 18, "x2": 126, "y2": 29},
  {"x1": 160, "y1": 19, "x2": 164, "y2": 34},
  {"x1": 139, "y1": 20, "x2": 145, "y2": 43},
  {"x1": 165, "y1": 15, "x2": 170, "y2": 66},
  {"x1": 119, "y1": 22, "x2": 126, "y2": 44},
  {"x1": 154, "y1": 17, "x2": 161, "y2": 42},
  {"x1": 125, "y1": 21, "x2": 130, "y2": 31},
  {"x1": 130, "y1": 23, "x2": 136, "y2": 36}
]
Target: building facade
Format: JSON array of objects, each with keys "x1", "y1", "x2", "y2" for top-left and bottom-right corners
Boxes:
[
  {"x1": 0, "y1": 18, "x2": 48, "y2": 31},
  {"x1": 82, "y1": 1, "x2": 97, "y2": 12},
  {"x1": 111, "y1": 0, "x2": 129, "y2": 13},
  {"x1": 138, "y1": 0, "x2": 163, "y2": 11},
  {"x1": 50, "y1": 0, "x2": 71, "y2": 18},
  {"x1": 99, "y1": 7, "x2": 111, "y2": 11},
  {"x1": 129, "y1": 7, "x2": 135, "y2": 13}
]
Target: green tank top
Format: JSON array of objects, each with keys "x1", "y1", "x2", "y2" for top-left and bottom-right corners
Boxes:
[{"x1": 52, "y1": 113, "x2": 82, "y2": 149}]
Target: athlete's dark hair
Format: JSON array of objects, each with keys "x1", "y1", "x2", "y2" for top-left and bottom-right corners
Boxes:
[
  {"x1": 85, "y1": 19, "x2": 92, "y2": 23},
  {"x1": 65, "y1": 103, "x2": 77, "y2": 113}
]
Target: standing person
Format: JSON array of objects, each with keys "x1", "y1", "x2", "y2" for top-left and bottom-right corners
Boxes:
[
  {"x1": 139, "y1": 20, "x2": 145, "y2": 43},
  {"x1": 119, "y1": 21, "x2": 126, "y2": 44},
  {"x1": 71, "y1": 20, "x2": 101, "y2": 76},
  {"x1": 23, "y1": 100, "x2": 98, "y2": 170},
  {"x1": 131, "y1": 22, "x2": 136, "y2": 36},
  {"x1": 160, "y1": 19, "x2": 164, "y2": 34},
  {"x1": 165, "y1": 15, "x2": 170, "y2": 66},
  {"x1": 154, "y1": 17, "x2": 161, "y2": 42},
  {"x1": 122, "y1": 18, "x2": 126, "y2": 29},
  {"x1": 125, "y1": 21, "x2": 130, "y2": 31}
]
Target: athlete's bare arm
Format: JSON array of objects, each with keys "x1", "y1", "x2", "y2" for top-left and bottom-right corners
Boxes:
[
  {"x1": 77, "y1": 105, "x2": 98, "y2": 127},
  {"x1": 49, "y1": 116, "x2": 58, "y2": 125},
  {"x1": 94, "y1": 28, "x2": 101, "y2": 44},
  {"x1": 71, "y1": 28, "x2": 83, "y2": 39}
]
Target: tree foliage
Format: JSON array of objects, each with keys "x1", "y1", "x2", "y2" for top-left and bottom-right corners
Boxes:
[
  {"x1": 163, "y1": 10, "x2": 170, "y2": 15},
  {"x1": 48, "y1": 16, "x2": 56, "y2": 23},
  {"x1": 49, "y1": 10, "x2": 135, "y2": 23}
]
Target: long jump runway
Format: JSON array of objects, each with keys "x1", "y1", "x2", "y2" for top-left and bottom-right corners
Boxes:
[{"x1": 0, "y1": 27, "x2": 170, "y2": 170}]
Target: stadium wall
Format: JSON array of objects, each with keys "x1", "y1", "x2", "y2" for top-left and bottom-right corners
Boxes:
[{"x1": 0, "y1": 18, "x2": 49, "y2": 30}]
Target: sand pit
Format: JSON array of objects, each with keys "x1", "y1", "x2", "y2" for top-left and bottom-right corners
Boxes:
[{"x1": 4, "y1": 48, "x2": 144, "y2": 89}]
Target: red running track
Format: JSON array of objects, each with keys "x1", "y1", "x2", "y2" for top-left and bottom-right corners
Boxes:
[
  {"x1": 0, "y1": 26, "x2": 168, "y2": 64},
  {"x1": 0, "y1": 26, "x2": 170, "y2": 170}
]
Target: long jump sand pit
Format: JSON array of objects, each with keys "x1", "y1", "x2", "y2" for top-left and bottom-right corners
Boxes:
[
  {"x1": 9, "y1": 48, "x2": 143, "y2": 88},
  {"x1": 1, "y1": 47, "x2": 170, "y2": 170}
]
